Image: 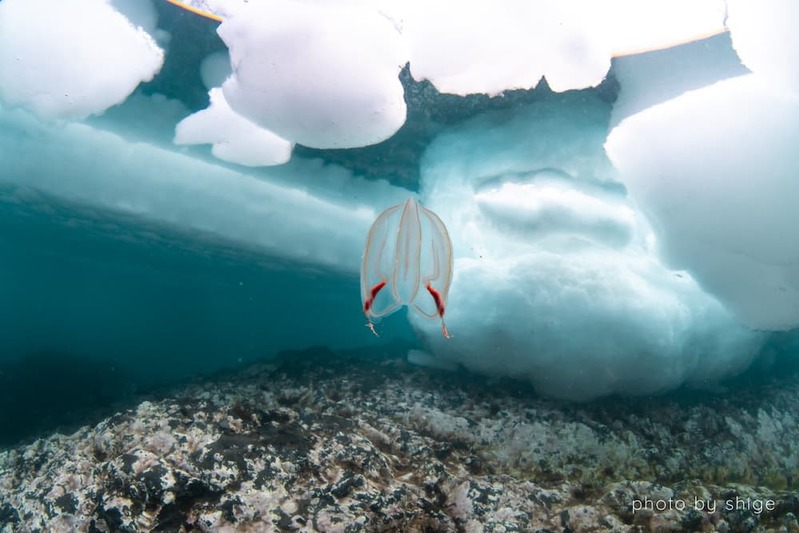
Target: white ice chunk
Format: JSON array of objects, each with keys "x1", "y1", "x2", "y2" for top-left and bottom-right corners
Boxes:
[
  {"x1": 218, "y1": 0, "x2": 407, "y2": 149},
  {"x1": 400, "y1": 0, "x2": 609, "y2": 95},
  {"x1": 408, "y1": 91, "x2": 764, "y2": 400},
  {"x1": 0, "y1": 0, "x2": 163, "y2": 121},
  {"x1": 390, "y1": 0, "x2": 725, "y2": 96},
  {"x1": 594, "y1": 0, "x2": 726, "y2": 57},
  {"x1": 726, "y1": 0, "x2": 799, "y2": 92},
  {"x1": 606, "y1": 74, "x2": 799, "y2": 330},
  {"x1": 411, "y1": 253, "x2": 762, "y2": 401},
  {"x1": 175, "y1": 88, "x2": 293, "y2": 167}
]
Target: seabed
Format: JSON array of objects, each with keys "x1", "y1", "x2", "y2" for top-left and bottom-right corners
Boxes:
[{"x1": 2, "y1": 346, "x2": 798, "y2": 532}]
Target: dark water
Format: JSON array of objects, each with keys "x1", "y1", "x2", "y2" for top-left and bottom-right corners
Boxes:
[{"x1": 0, "y1": 190, "x2": 415, "y2": 446}]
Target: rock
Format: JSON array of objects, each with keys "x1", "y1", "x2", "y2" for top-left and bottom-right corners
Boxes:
[{"x1": 1, "y1": 347, "x2": 798, "y2": 531}]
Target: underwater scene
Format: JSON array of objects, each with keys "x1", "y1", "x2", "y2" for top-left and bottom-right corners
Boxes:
[{"x1": 1, "y1": 0, "x2": 799, "y2": 531}]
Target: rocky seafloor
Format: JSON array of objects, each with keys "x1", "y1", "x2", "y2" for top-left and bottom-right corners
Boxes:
[{"x1": 1, "y1": 345, "x2": 799, "y2": 532}]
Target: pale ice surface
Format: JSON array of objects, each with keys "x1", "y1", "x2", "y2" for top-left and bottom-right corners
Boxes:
[
  {"x1": 181, "y1": 0, "x2": 726, "y2": 166},
  {"x1": 0, "y1": 103, "x2": 405, "y2": 273},
  {"x1": 0, "y1": 0, "x2": 163, "y2": 121},
  {"x1": 397, "y1": 0, "x2": 610, "y2": 95},
  {"x1": 409, "y1": 95, "x2": 764, "y2": 401},
  {"x1": 0, "y1": 0, "x2": 796, "y2": 400},
  {"x1": 726, "y1": 0, "x2": 799, "y2": 92},
  {"x1": 606, "y1": 0, "x2": 799, "y2": 331},
  {"x1": 606, "y1": 74, "x2": 799, "y2": 331},
  {"x1": 175, "y1": 88, "x2": 293, "y2": 167},
  {"x1": 596, "y1": 0, "x2": 725, "y2": 55},
  {"x1": 392, "y1": 0, "x2": 725, "y2": 96},
  {"x1": 217, "y1": 0, "x2": 408, "y2": 149}
]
